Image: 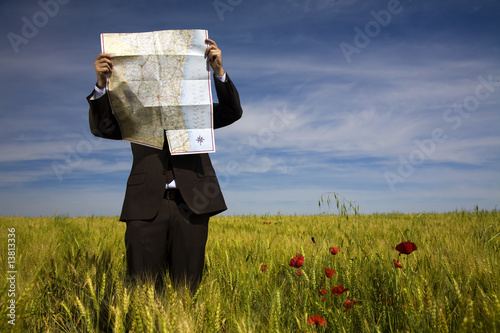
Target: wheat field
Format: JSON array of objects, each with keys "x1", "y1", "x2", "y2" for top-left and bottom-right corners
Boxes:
[{"x1": 0, "y1": 209, "x2": 499, "y2": 332}]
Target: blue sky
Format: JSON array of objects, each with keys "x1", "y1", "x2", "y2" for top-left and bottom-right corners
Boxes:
[{"x1": 0, "y1": 0, "x2": 499, "y2": 217}]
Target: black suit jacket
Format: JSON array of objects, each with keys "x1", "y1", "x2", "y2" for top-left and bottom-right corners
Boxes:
[{"x1": 87, "y1": 75, "x2": 243, "y2": 221}]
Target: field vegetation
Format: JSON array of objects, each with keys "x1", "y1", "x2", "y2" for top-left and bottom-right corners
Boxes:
[{"x1": 0, "y1": 208, "x2": 499, "y2": 332}]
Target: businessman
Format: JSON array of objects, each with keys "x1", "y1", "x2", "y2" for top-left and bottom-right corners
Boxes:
[{"x1": 87, "y1": 38, "x2": 243, "y2": 292}]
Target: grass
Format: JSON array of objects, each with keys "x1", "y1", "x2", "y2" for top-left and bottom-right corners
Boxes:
[{"x1": 0, "y1": 209, "x2": 499, "y2": 332}]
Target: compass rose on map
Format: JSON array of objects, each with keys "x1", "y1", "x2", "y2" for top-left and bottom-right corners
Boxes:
[{"x1": 196, "y1": 135, "x2": 205, "y2": 145}]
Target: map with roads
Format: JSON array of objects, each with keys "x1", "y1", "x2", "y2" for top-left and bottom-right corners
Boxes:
[{"x1": 101, "y1": 29, "x2": 215, "y2": 154}]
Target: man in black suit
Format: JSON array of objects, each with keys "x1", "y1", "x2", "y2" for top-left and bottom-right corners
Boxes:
[{"x1": 87, "y1": 38, "x2": 243, "y2": 292}]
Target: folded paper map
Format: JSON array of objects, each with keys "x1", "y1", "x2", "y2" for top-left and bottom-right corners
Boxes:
[{"x1": 101, "y1": 29, "x2": 215, "y2": 154}]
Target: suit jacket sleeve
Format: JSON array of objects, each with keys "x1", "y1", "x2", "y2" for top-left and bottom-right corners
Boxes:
[
  {"x1": 212, "y1": 74, "x2": 243, "y2": 129},
  {"x1": 86, "y1": 92, "x2": 123, "y2": 140}
]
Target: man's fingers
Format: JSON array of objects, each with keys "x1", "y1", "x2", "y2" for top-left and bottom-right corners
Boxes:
[
  {"x1": 205, "y1": 45, "x2": 216, "y2": 57},
  {"x1": 97, "y1": 53, "x2": 112, "y2": 60},
  {"x1": 97, "y1": 66, "x2": 112, "y2": 75},
  {"x1": 205, "y1": 39, "x2": 220, "y2": 58},
  {"x1": 97, "y1": 59, "x2": 113, "y2": 68},
  {"x1": 205, "y1": 47, "x2": 221, "y2": 60},
  {"x1": 96, "y1": 64, "x2": 111, "y2": 74},
  {"x1": 95, "y1": 53, "x2": 113, "y2": 64},
  {"x1": 95, "y1": 53, "x2": 113, "y2": 74},
  {"x1": 205, "y1": 38, "x2": 217, "y2": 48}
]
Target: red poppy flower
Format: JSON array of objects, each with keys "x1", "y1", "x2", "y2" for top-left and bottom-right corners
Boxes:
[
  {"x1": 329, "y1": 246, "x2": 339, "y2": 255},
  {"x1": 325, "y1": 268, "x2": 336, "y2": 278},
  {"x1": 296, "y1": 269, "x2": 302, "y2": 276},
  {"x1": 393, "y1": 259, "x2": 402, "y2": 268},
  {"x1": 395, "y1": 241, "x2": 417, "y2": 255},
  {"x1": 331, "y1": 285, "x2": 349, "y2": 296},
  {"x1": 343, "y1": 299, "x2": 359, "y2": 312},
  {"x1": 289, "y1": 253, "x2": 304, "y2": 268},
  {"x1": 307, "y1": 314, "x2": 327, "y2": 326},
  {"x1": 318, "y1": 289, "x2": 328, "y2": 296},
  {"x1": 261, "y1": 264, "x2": 267, "y2": 272}
]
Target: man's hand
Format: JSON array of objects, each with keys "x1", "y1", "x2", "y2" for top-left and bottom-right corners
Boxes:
[
  {"x1": 94, "y1": 53, "x2": 113, "y2": 89},
  {"x1": 205, "y1": 38, "x2": 225, "y2": 77}
]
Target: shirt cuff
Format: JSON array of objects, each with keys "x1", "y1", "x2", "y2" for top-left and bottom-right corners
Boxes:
[
  {"x1": 92, "y1": 85, "x2": 107, "y2": 100},
  {"x1": 214, "y1": 73, "x2": 227, "y2": 82}
]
